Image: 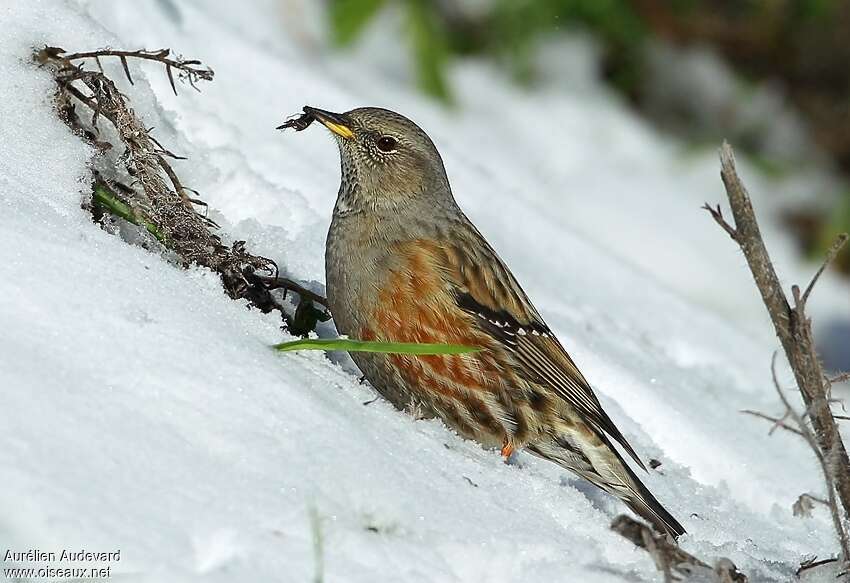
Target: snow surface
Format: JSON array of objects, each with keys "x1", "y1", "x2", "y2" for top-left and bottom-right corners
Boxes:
[{"x1": 1, "y1": 1, "x2": 849, "y2": 581}]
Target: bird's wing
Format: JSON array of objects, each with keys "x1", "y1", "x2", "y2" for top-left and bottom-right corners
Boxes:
[{"x1": 433, "y1": 225, "x2": 647, "y2": 471}]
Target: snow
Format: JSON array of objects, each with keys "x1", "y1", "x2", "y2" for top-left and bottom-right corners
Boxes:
[{"x1": 1, "y1": 0, "x2": 848, "y2": 581}]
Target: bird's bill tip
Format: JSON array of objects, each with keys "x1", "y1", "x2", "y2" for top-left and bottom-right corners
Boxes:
[{"x1": 303, "y1": 105, "x2": 354, "y2": 139}]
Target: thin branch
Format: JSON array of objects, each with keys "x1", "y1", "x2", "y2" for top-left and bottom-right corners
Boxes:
[
  {"x1": 829, "y1": 372, "x2": 850, "y2": 385},
  {"x1": 58, "y1": 82, "x2": 111, "y2": 124},
  {"x1": 797, "y1": 557, "x2": 840, "y2": 577},
  {"x1": 715, "y1": 142, "x2": 793, "y2": 321},
  {"x1": 707, "y1": 141, "x2": 850, "y2": 544},
  {"x1": 611, "y1": 515, "x2": 747, "y2": 582},
  {"x1": 255, "y1": 275, "x2": 329, "y2": 308},
  {"x1": 154, "y1": 155, "x2": 218, "y2": 228},
  {"x1": 769, "y1": 354, "x2": 825, "y2": 461},
  {"x1": 701, "y1": 203, "x2": 739, "y2": 241},
  {"x1": 58, "y1": 48, "x2": 214, "y2": 93},
  {"x1": 802, "y1": 233, "x2": 848, "y2": 305},
  {"x1": 768, "y1": 354, "x2": 850, "y2": 562},
  {"x1": 147, "y1": 132, "x2": 187, "y2": 160},
  {"x1": 37, "y1": 45, "x2": 279, "y2": 311},
  {"x1": 803, "y1": 493, "x2": 830, "y2": 507},
  {"x1": 52, "y1": 56, "x2": 218, "y2": 230},
  {"x1": 740, "y1": 409, "x2": 803, "y2": 436}
]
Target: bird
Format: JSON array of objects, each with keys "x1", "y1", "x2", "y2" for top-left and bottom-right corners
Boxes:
[{"x1": 283, "y1": 105, "x2": 686, "y2": 538}]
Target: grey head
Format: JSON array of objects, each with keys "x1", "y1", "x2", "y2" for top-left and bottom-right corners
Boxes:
[{"x1": 302, "y1": 106, "x2": 453, "y2": 214}]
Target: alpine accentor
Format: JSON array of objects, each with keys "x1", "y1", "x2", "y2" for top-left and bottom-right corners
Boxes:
[{"x1": 287, "y1": 105, "x2": 685, "y2": 538}]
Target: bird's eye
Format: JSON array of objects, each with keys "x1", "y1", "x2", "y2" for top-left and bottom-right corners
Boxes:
[{"x1": 376, "y1": 136, "x2": 397, "y2": 152}]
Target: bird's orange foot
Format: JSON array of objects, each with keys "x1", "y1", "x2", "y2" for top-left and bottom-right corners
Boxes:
[{"x1": 500, "y1": 440, "x2": 515, "y2": 461}]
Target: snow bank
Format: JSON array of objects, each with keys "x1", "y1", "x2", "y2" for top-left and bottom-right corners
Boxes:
[{"x1": 1, "y1": 1, "x2": 847, "y2": 581}]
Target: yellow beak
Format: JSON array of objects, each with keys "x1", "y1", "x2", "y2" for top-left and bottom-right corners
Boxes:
[
  {"x1": 322, "y1": 120, "x2": 354, "y2": 139},
  {"x1": 303, "y1": 106, "x2": 354, "y2": 139}
]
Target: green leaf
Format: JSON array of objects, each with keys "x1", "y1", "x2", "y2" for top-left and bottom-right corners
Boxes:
[
  {"x1": 92, "y1": 184, "x2": 166, "y2": 243},
  {"x1": 328, "y1": 0, "x2": 387, "y2": 47},
  {"x1": 273, "y1": 338, "x2": 480, "y2": 354}
]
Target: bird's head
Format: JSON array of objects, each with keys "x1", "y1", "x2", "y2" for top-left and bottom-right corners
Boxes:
[{"x1": 299, "y1": 106, "x2": 451, "y2": 212}]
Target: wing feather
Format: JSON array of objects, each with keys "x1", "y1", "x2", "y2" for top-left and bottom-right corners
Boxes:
[{"x1": 430, "y1": 226, "x2": 647, "y2": 471}]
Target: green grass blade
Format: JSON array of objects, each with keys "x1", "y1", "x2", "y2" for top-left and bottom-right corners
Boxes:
[
  {"x1": 273, "y1": 338, "x2": 480, "y2": 354},
  {"x1": 93, "y1": 184, "x2": 166, "y2": 242}
]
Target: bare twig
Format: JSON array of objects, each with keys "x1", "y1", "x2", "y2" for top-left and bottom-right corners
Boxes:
[
  {"x1": 255, "y1": 275, "x2": 329, "y2": 308},
  {"x1": 701, "y1": 203, "x2": 739, "y2": 241},
  {"x1": 740, "y1": 409, "x2": 803, "y2": 436},
  {"x1": 798, "y1": 557, "x2": 840, "y2": 577},
  {"x1": 802, "y1": 234, "x2": 848, "y2": 305},
  {"x1": 768, "y1": 344, "x2": 850, "y2": 563},
  {"x1": 706, "y1": 142, "x2": 850, "y2": 569},
  {"x1": 767, "y1": 359, "x2": 850, "y2": 561},
  {"x1": 829, "y1": 372, "x2": 850, "y2": 385},
  {"x1": 34, "y1": 46, "x2": 297, "y2": 317},
  {"x1": 611, "y1": 516, "x2": 747, "y2": 582},
  {"x1": 58, "y1": 47, "x2": 214, "y2": 94},
  {"x1": 154, "y1": 155, "x2": 218, "y2": 227}
]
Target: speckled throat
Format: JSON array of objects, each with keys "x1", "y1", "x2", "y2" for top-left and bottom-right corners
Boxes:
[{"x1": 333, "y1": 144, "x2": 364, "y2": 217}]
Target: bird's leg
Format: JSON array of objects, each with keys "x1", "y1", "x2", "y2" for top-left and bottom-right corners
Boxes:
[{"x1": 501, "y1": 438, "x2": 515, "y2": 461}]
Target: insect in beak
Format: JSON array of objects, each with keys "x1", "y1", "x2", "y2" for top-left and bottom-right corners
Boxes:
[{"x1": 277, "y1": 106, "x2": 354, "y2": 139}]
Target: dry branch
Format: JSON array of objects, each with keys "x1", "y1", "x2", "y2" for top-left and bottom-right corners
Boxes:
[
  {"x1": 739, "y1": 409, "x2": 803, "y2": 436},
  {"x1": 611, "y1": 516, "x2": 747, "y2": 582},
  {"x1": 60, "y1": 48, "x2": 214, "y2": 94},
  {"x1": 705, "y1": 142, "x2": 850, "y2": 568},
  {"x1": 765, "y1": 353, "x2": 850, "y2": 560},
  {"x1": 35, "y1": 46, "x2": 324, "y2": 336},
  {"x1": 256, "y1": 275, "x2": 329, "y2": 308}
]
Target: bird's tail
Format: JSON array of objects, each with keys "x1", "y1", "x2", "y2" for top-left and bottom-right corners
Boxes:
[
  {"x1": 616, "y1": 454, "x2": 686, "y2": 539},
  {"x1": 529, "y1": 433, "x2": 686, "y2": 539}
]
